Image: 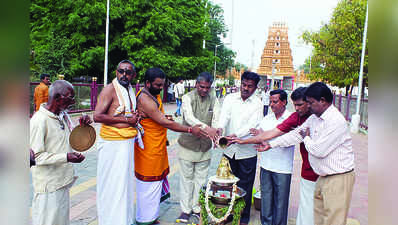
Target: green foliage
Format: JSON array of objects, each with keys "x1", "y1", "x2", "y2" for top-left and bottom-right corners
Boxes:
[
  {"x1": 30, "y1": 0, "x2": 237, "y2": 83},
  {"x1": 300, "y1": 0, "x2": 368, "y2": 89},
  {"x1": 198, "y1": 189, "x2": 245, "y2": 225}
]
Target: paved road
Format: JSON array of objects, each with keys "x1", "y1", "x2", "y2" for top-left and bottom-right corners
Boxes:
[{"x1": 30, "y1": 99, "x2": 368, "y2": 225}]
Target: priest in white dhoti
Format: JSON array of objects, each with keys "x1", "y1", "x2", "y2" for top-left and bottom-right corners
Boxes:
[{"x1": 94, "y1": 60, "x2": 142, "y2": 225}]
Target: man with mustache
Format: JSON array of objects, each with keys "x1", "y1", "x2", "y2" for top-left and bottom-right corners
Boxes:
[
  {"x1": 94, "y1": 60, "x2": 141, "y2": 225},
  {"x1": 216, "y1": 71, "x2": 263, "y2": 225},
  {"x1": 232, "y1": 87, "x2": 318, "y2": 225},
  {"x1": 258, "y1": 82, "x2": 355, "y2": 225},
  {"x1": 175, "y1": 72, "x2": 221, "y2": 222},
  {"x1": 134, "y1": 68, "x2": 205, "y2": 225}
]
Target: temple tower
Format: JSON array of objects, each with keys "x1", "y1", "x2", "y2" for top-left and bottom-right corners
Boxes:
[{"x1": 257, "y1": 22, "x2": 295, "y2": 90}]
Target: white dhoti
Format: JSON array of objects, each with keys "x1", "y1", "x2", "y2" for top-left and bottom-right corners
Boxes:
[
  {"x1": 31, "y1": 182, "x2": 73, "y2": 225},
  {"x1": 136, "y1": 179, "x2": 162, "y2": 224},
  {"x1": 97, "y1": 137, "x2": 136, "y2": 225},
  {"x1": 296, "y1": 177, "x2": 316, "y2": 225}
]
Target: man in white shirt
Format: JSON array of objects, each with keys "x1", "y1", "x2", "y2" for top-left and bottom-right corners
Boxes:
[
  {"x1": 167, "y1": 81, "x2": 174, "y2": 103},
  {"x1": 217, "y1": 71, "x2": 263, "y2": 225},
  {"x1": 30, "y1": 80, "x2": 91, "y2": 225},
  {"x1": 261, "y1": 86, "x2": 270, "y2": 116},
  {"x1": 175, "y1": 72, "x2": 220, "y2": 223},
  {"x1": 174, "y1": 78, "x2": 185, "y2": 117},
  {"x1": 259, "y1": 82, "x2": 355, "y2": 225},
  {"x1": 256, "y1": 89, "x2": 294, "y2": 225}
]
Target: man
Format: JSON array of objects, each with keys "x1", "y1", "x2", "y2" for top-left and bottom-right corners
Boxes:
[
  {"x1": 260, "y1": 82, "x2": 355, "y2": 225},
  {"x1": 30, "y1": 80, "x2": 90, "y2": 225},
  {"x1": 33, "y1": 73, "x2": 50, "y2": 112},
  {"x1": 217, "y1": 71, "x2": 263, "y2": 225},
  {"x1": 176, "y1": 72, "x2": 220, "y2": 222},
  {"x1": 234, "y1": 87, "x2": 317, "y2": 225},
  {"x1": 94, "y1": 60, "x2": 141, "y2": 225},
  {"x1": 261, "y1": 86, "x2": 270, "y2": 116},
  {"x1": 174, "y1": 78, "x2": 185, "y2": 117},
  {"x1": 135, "y1": 68, "x2": 205, "y2": 225},
  {"x1": 167, "y1": 80, "x2": 175, "y2": 103}
]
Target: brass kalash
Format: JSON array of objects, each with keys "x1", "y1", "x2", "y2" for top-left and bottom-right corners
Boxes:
[{"x1": 201, "y1": 156, "x2": 246, "y2": 224}]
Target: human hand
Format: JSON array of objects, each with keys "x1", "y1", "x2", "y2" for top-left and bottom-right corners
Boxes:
[
  {"x1": 67, "y1": 152, "x2": 85, "y2": 163},
  {"x1": 224, "y1": 134, "x2": 237, "y2": 147},
  {"x1": 191, "y1": 125, "x2": 207, "y2": 138},
  {"x1": 254, "y1": 141, "x2": 271, "y2": 152},
  {"x1": 299, "y1": 127, "x2": 310, "y2": 138},
  {"x1": 249, "y1": 128, "x2": 260, "y2": 136},
  {"x1": 203, "y1": 127, "x2": 219, "y2": 142},
  {"x1": 79, "y1": 114, "x2": 92, "y2": 126},
  {"x1": 30, "y1": 149, "x2": 36, "y2": 167},
  {"x1": 126, "y1": 112, "x2": 140, "y2": 127},
  {"x1": 229, "y1": 137, "x2": 244, "y2": 144}
]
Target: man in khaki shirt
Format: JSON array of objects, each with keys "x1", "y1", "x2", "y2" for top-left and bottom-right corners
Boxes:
[{"x1": 30, "y1": 80, "x2": 91, "y2": 225}]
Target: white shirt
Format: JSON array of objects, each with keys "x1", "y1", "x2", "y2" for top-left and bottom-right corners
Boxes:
[
  {"x1": 174, "y1": 82, "x2": 185, "y2": 98},
  {"x1": 30, "y1": 105, "x2": 75, "y2": 193},
  {"x1": 217, "y1": 92, "x2": 263, "y2": 159},
  {"x1": 270, "y1": 105, "x2": 355, "y2": 176},
  {"x1": 167, "y1": 83, "x2": 174, "y2": 94},
  {"x1": 258, "y1": 109, "x2": 294, "y2": 174},
  {"x1": 261, "y1": 90, "x2": 270, "y2": 106}
]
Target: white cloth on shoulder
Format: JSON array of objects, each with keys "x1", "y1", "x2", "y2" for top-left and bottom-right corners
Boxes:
[{"x1": 112, "y1": 78, "x2": 144, "y2": 148}]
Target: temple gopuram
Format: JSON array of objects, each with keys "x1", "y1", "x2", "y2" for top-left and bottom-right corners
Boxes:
[{"x1": 257, "y1": 22, "x2": 295, "y2": 90}]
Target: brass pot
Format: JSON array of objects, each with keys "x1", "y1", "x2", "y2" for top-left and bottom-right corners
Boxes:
[{"x1": 217, "y1": 136, "x2": 229, "y2": 149}]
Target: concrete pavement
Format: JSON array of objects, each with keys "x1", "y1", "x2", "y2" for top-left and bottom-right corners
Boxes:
[{"x1": 30, "y1": 100, "x2": 368, "y2": 225}]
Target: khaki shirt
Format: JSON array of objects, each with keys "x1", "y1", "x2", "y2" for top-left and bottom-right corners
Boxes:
[{"x1": 30, "y1": 105, "x2": 75, "y2": 193}]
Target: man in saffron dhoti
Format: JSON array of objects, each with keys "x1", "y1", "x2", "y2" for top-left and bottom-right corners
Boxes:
[
  {"x1": 135, "y1": 68, "x2": 206, "y2": 225},
  {"x1": 94, "y1": 60, "x2": 142, "y2": 225}
]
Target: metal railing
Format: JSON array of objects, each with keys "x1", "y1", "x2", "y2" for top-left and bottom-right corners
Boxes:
[{"x1": 333, "y1": 94, "x2": 368, "y2": 130}]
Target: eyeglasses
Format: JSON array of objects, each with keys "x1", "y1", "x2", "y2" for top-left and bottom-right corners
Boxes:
[{"x1": 117, "y1": 69, "x2": 134, "y2": 76}]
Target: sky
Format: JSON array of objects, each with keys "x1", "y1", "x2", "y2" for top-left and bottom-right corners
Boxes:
[{"x1": 212, "y1": 0, "x2": 340, "y2": 71}]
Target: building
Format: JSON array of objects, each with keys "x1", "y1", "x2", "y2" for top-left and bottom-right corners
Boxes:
[{"x1": 257, "y1": 22, "x2": 295, "y2": 90}]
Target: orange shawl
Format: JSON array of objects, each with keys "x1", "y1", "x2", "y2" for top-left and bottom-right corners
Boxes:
[
  {"x1": 134, "y1": 89, "x2": 169, "y2": 181},
  {"x1": 34, "y1": 82, "x2": 49, "y2": 111}
]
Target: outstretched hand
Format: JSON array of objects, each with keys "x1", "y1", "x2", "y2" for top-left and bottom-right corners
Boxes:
[
  {"x1": 254, "y1": 141, "x2": 271, "y2": 152},
  {"x1": 79, "y1": 114, "x2": 93, "y2": 126},
  {"x1": 249, "y1": 128, "x2": 261, "y2": 136},
  {"x1": 67, "y1": 152, "x2": 85, "y2": 163},
  {"x1": 191, "y1": 125, "x2": 208, "y2": 138}
]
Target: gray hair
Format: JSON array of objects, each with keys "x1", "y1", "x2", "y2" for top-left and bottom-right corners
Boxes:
[
  {"x1": 196, "y1": 72, "x2": 213, "y2": 84},
  {"x1": 48, "y1": 80, "x2": 74, "y2": 103},
  {"x1": 117, "y1": 59, "x2": 136, "y2": 72}
]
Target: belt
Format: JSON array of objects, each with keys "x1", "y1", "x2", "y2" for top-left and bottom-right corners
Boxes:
[{"x1": 324, "y1": 169, "x2": 354, "y2": 177}]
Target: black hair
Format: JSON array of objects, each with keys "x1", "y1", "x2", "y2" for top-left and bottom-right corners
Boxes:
[
  {"x1": 291, "y1": 87, "x2": 307, "y2": 101},
  {"x1": 40, "y1": 73, "x2": 50, "y2": 81},
  {"x1": 304, "y1": 82, "x2": 333, "y2": 103},
  {"x1": 270, "y1": 89, "x2": 288, "y2": 102},
  {"x1": 144, "y1": 68, "x2": 166, "y2": 83},
  {"x1": 117, "y1": 59, "x2": 136, "y2": 72},
  {"x1": 196, "y1": 72, "x2": 213, "y2": 84},
  {"x1": 241, "y1": 71, "x2": 260, "y2": 86}
]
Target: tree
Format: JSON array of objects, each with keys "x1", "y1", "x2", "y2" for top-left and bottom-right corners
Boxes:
[
  {"x1": 301, "y1": 0, "x2": 368, "y2": 95},
  {"x1": 30, "y1": 0, "x2": 223, "y2": 83}
]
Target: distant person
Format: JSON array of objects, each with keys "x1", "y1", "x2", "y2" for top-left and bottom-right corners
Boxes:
[
  {"x1": 167, "y1": 81, "x2": 175, "y2": 103},
  {"x1": 174, "y1": 78, "x2": 185, "y2": 117},
  {"x1": 30, "y1": 80, "x2": 90, "y2": 225},
  {"x1": 94, "y1": 60, "x2": 141, "y2": 225},
  {"x1": 261, "y1": 86, "x2": 270, "y2": 116},
  {"x1": 259, "y1": 82, "x2": 355, "y2": 225},
  {"x1": 33, "y1": 73, "x2": 50, "y2": 112}
]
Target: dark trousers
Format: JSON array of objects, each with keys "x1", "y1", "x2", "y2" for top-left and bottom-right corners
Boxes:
[
  {"x1": 167, "y1": 93, "x2": 173, "y2": 102},
  {"x1": 263, "y1": 105, "x2": 269, "y2": 116},
  {"x1": 225, "y1": 155, "x2": 257, "y2": 224},
  {"x1": 260, "y1": 168, "x2": 292, "y2": 225}
]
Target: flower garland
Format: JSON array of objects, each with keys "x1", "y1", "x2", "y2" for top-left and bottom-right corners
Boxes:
[{"x1": 204, "y1": 180, "x2": 236, "y2": 223}]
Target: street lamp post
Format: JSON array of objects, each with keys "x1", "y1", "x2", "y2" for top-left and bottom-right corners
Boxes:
[
  {"x1": 103, "y1": 0, "x2": 110, "y2": 85},
  {"x1": 351, "y1": 3, "x2": 368, "y2": 133},
  {"x1": 213, "y1": 44, "x2": 219, "y2": 80}
]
